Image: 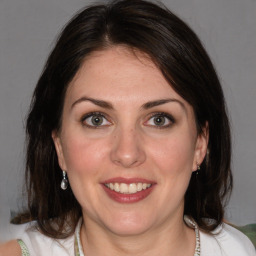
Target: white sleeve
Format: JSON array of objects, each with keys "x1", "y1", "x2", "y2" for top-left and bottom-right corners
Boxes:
[
  {"x1": 10, "y1": 222, "x2": 74, "y2": 256},
  {"x1": 200, "y1": 223, "x2": 256, "y2": 256}
]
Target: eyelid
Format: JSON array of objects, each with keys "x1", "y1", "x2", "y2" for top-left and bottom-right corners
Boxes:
[
  {"x1": 144, "y1": 112, "x2": 175, "y2": 128},
  {"x1": 81, "y1": 111, "x2": 112, "y2": 128}
]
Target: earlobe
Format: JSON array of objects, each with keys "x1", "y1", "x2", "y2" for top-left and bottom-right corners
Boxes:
[
  {"x1": 52, "y1": 131, "x2": 67, "y2": 171},
  {"x1": 193, "y1": 123, "x2": 209, "y2": 171}
]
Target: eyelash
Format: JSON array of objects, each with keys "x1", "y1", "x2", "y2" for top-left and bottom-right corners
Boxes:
[
  {"x1": 80, "y1": 112, "x2": 175, "y2": 129},
  {"x1": 144, "y1": 112, "x2": 175, "y2": 129},
  {"x1": 81, "y1": 112, "x2": 112, "y2": 129}
]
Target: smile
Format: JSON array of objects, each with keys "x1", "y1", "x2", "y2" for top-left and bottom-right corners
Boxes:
[{"x1": 105, "y1": 183, "x2": 152, "y2": 194}]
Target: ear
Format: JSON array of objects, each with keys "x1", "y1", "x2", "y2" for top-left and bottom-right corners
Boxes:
[
  {"x1": 52, "y1": 130, "x2": 67, "y2": 171},
  {"x1": 192, "y1": 123, "x2": 209, "y2": 171}
]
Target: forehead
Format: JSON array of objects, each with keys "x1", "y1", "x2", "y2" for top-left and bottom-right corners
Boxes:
[{"x1": 65, "y1": 46, "x2": 188, "y2": 108}]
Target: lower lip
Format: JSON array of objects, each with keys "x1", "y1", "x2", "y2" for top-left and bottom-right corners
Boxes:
[{"x1": 102, "y1": 184, "x2": 155, "y2": 203}]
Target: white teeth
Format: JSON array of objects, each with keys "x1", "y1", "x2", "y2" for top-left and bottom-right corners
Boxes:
[
  {"x1": 120, "y1": 183, "x2": 129, "y2": 193},
  {"x1": 114, "y1": 183, "x2": 120, "y2": 192},
  {"x1": 137, "y1": 183, "x2": 143, "y2": 191},
  {"x1": 105, "y1": 182, "x2": 152, "y2": 194},
  {"x1": 142, "y1": 183, "x2": 147, "y2": 190},
  {"x1": 128, "y1": 183, "x2": 137, "y2": 194}
]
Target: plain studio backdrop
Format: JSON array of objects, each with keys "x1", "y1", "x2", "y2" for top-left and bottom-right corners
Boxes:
[{"x1": 0, "y1": 0, "x2": 255, "y2": 242}]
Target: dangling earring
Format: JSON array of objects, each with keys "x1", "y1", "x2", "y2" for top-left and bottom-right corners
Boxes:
[
  {"x1": 61, "y1": 171, "x2": 68, "y2": 190},
  {"x1": 196, "y1": 163, "x2": 200, "y2": 176},
  {"x1": 206, "y1": 149, "x2": 210, "y2": 166}
]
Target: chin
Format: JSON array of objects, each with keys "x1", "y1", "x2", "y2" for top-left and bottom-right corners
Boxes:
[
  {"x1": 108, "y1": 223, "x2": 151, "y2": 237},
  {"x1": 102, "y1": 213, "x2": 154, "y2": 236}
]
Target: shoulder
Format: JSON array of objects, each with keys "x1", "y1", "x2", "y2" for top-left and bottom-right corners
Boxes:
[
  {"x1": 6, "y1": 222, "x2": 75, "y2": 256},
  {"x1": 200, "y1": 223, "x2": 256, "y2": 256},
  {"x1": 0, "y1": 240, "x2": 21, "y2": 256}
]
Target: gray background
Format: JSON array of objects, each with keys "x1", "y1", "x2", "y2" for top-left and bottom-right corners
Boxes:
[{"x1": 0, "y1": 0, "x2": 255, "y2": 242}]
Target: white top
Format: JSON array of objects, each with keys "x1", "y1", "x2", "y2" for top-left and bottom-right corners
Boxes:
[{"x1": 12, "y1": 219, "x2": 256, "y2": 256}]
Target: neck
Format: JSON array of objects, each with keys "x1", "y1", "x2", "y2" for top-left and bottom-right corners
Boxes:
[{"x1": 80, "y1": 214, "x2": 196, "y2": 256}]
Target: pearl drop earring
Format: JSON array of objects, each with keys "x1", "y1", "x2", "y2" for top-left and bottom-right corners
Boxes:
[{"x1": 61, "y1": 171, "x2": 68, "y2": 190}]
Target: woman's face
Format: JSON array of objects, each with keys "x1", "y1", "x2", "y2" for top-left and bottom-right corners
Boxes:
[{"x1": 53, "y1": 46, "x2": 207, "y2": 236}]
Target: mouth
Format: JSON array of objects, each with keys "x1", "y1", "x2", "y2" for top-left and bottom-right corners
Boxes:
[
  {"x1": 102, "y1": 178, "x2": 155, "y2": 203},
  {"x1": 104, "y1": 182, "x2": 152, "y2": 194}
]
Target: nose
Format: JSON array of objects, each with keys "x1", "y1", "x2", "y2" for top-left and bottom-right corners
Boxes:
[{"x1": 110, "y1": 127, "x2": 146, "y2": 168}]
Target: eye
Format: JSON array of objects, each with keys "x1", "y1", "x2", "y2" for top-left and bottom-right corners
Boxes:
[
  {"x1": 81, "y1": 112, "x2": 111, "y2": 128},
  {"x1": 145, "y1": 113, "x2": 174, "y2": 128}
]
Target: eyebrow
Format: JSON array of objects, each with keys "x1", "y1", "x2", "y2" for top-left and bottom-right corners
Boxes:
[
  {"x1": 71, "y1": 97, "x2": 114, "y2": 109},
  {"x1": 71, "y1": 97, "x2": 186, "y2": 112},
  {"x1": 141, "y1": 98, "x2": 186, "y2": 111}
]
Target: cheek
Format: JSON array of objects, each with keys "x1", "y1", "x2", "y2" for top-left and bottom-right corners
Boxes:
[
  {"x1": 61, "y1": 136, "x2": 110, "y2": 209},
  {"x1": 148, "y1": 133, "x2": 196, "y2": 174},
  {"x1": 147, "y1": 134, "x2": 196, "y2": 206},
  {"x1": 62, "y1": 136, "x2": 109, "y2": 175}
]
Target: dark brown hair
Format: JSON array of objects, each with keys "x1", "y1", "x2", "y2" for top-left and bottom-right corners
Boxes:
[{"x1": 18, "y1": 0, "x2": 232, "y2": 238}]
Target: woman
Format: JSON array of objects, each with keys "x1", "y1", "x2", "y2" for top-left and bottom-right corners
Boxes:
[{"x1": 1, "y1": 0, "x2": 255, "y2": 255}]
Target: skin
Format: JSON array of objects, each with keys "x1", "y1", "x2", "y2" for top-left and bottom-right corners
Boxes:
[
  {"x1": 52, "y1": 46, "x2": 208, "y2": 256},
  {"x1": 0, "y1": 240, "x2": 21, "y2": 256}
]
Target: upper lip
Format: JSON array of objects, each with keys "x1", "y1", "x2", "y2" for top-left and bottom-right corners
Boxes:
[{"x1": 102, "y1": 177, "x2": 156, "y2": 184}]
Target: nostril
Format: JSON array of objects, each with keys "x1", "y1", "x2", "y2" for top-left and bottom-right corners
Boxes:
[
  {"x1": 110, "y1": 149, "x2": 146, "y2": 168},
  {"x1": 110, "y1": 129, "x2": 146, "y2": 167}
]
